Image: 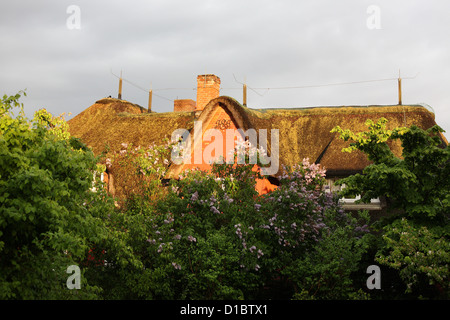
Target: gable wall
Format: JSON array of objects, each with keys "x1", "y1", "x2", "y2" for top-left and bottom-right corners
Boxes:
[{"x1": 178, "y1": 105, "x2": 277, "y2": 194}]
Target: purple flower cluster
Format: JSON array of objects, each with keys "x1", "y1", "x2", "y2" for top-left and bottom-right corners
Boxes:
[
  {"x1": 279, "y1": 159, "x2": 326, "y2": 187},
  {"x1": 234, "y1": 224, "x2": 244, "y2": 240},
  {"x1": 156, "y1": 241, "x2": 173, "y2": 253},
  {"x1": 223, "y1": 193, "x2": 234, "y2": 204},
  {"x1": 249, "y1": 246, "x2": 264, "y2": 259},
  {"x1": 354, "y1": 224, "x2": 370, "y2": 238},
  {"x1": 192, "y1": 189, "x2": 231, "y2": 215},
  {"x1": 234, "y1": 223, "x2": 264, "y2": 272},
  {"x1": 190, "y1": 191, "x2": 199, "y2": 202},
  {"x1": 171, "y1": 262, "x2": 181, "y2": 270},
  {"x1": 255, "y1": 160, "x2": 343, "y2": 249},
  {"x1": 210, "y1": 206, "x2": 220, "y2": 214},
  {"x1": 209, "y1": 195, "x2": 217, "y2": 206},
  {"x1": 164, "y1": 216, "x2": 174, "y2": 224}
]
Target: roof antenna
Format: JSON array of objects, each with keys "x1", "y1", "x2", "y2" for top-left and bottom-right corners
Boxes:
[
  {"x1": 398, "y1": 69, "x2": 402, "y2": 105},
  {"x1": 118, "y1": 70, "x2": 123, "y2": 100},
  {"x1": 398, "y1": 69, "x2": 407, "y2": 125},
  {"x1": 243, "y1": 75, "x2": 247, "y2": 106},
  {"x1": 233, "y1": 74, "x2": 264, "y2": 99},
  {"x1": 148, "y1": 82, "x2": 152, "y2": 113}
]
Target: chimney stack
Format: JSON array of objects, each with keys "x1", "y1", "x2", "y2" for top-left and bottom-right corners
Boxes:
[{"x1": 196, "y1": 74, "x2": 220, "y2": 111}]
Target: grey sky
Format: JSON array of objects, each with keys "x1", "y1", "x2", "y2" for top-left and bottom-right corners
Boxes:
[{"x1": 1, "y1": 0, "x2": 449, "y2": 139}]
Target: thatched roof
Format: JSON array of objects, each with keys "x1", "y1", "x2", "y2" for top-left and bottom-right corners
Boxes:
[
  {"x1": 68, "y1": 96, "x2": 446, "y2": 178},
  {"x1": 239, "y1": 99, "x2": 446, "y2": 176},
  {"x1": 68, "y1": 97, "x2": 196, "y2": 156}
]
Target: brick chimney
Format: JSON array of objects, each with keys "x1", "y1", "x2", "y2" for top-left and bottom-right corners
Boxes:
[{"x1": 196, "y1": 74, "x2": 220, "y2": 111}]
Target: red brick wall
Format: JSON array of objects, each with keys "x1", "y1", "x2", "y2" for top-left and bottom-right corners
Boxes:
[
  {"x1": 203, "y1": 106, "x2": 239, "y2": 163},
  {"x1": 174, "y1": 99, "x2": 196, "y2": 112},
  {"x1": 179, "y1": 106, "x2": 277, "y2": 194},
  {"x1": 196, "y1": 74, "x2": 220, "y2": 111}
]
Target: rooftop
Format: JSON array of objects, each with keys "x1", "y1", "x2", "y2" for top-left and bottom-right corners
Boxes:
[{"x1": 68, "y1": 96, "x2": 446, "y2": 178}]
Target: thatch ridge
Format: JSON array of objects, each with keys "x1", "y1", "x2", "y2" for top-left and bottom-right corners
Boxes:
[
  {"x1": 202, "y1": 96, "x2": 254, "y2": 131},
  {"x1": 68, "y1": 96, "x2": 444, "y2": 177},
  {"x1": 68, "y1": 98, "x2": 195, "y2": 158}
]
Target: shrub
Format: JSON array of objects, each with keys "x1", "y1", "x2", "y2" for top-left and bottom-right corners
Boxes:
[
  {"x1": 121, "y1": 141, "x2": 371, "y2": 299},
  {"x1": 0, "y1": 92, "x2": 137, "y2": 299},
  {"x1": 332, "y1": 118, "x2": 449, "y2": 299}
]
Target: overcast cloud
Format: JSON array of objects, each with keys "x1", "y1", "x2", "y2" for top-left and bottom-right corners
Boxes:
[{"x1": 1, "y1": 0, "x2": 449, "y2": 139}]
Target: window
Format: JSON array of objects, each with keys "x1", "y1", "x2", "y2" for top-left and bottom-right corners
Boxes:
[
  {"x1": 91, "y1": 171, "x2": 105, "y2": 192},
  {"x1": 324, "y1": 179, "x2": 381, "y2": 210}
]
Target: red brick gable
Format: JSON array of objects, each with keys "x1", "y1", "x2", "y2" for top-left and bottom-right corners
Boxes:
[{"x1": 171, "y1": 102, "x2": 277, "y2": 194}]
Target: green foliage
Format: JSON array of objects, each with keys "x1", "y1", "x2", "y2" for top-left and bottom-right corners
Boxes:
[
  {"x1": 110, "y1": 148, "x2": 371, "y2": 299},
  {"x1": 260, "y1": 162, "x2": 371, "y2": 299},
  {"x1": 376, "y1": 218, "x2": 449, "y2": 297},
  {"x1": 331, "y1": 118, "x2": 409, "y2": 164},
  {"x1": 332, "y1": 118, "x2": 449, "y2": 299},
  {"x1": 2, "y1": 91, "x2": 372, "y2": 300},
  {"x1": 332, "y1": 117, "x2": 449, "y2": 220},
  {"x1": 0, "y1": 92, "x2": 135, "y2": 299},
  {"x1": 32, "y1": 108, "x2": 71, "y2": 141},
  {"x1": 107, "y1": 140, "x2": 173, "y2": 209},
  {"x1": 6, "y1": 92, "x2": 447, "y2": 300},
  {"x1": 126, "y1": 167, "x2": 261, "y2": 299}
]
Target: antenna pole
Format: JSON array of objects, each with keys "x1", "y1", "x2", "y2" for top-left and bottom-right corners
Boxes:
[
  {"x1": 118, "y1": 70, "x2": 123, "y2": 100},
  {"x1": 148, "y1": 83, "x2": 153, "y2": 112},
  {"x1": 243, "y1": 83, "x2": 247, "y2": 106},
  {"x1": 398, "y1": 69, "x2": 402, "y2": 105}
]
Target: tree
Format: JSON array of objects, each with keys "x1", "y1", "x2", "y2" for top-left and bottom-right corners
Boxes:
[
  {"x1": 376, "y1": 218, "x2": 449, "y2": 296},
  {"x1": 0, "y1": 92, "x2": 136, "y2": 299},
  {"x1": 331, "y1": 118, "x2": 449, "y2": 221},
  {"x1": 332, "y1": 118, "x2": 449, "y2": 298}
]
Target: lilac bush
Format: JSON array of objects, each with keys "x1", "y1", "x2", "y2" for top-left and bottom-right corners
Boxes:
[
  {"x1": 256, "y1": 161, "x2": 371, "y2": 299},
  {"x1": 123, "y1": 141, "x2": 371, "y2": 299}
]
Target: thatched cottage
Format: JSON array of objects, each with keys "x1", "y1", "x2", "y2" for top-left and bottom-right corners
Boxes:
[{"x1": 67, "y1": 74, "x2": 447, "y2": 213}]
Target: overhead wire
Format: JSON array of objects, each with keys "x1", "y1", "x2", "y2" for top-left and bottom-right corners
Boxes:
[
  {"x1": 233, "y1": 72, "x2": 419, "y2": 96},
  {"x1": 110, "y1": 69, "x2": 174, "y2": 102},
  {"x1": 111, "y1": 69, "x2": 419, "y2": 102}
]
